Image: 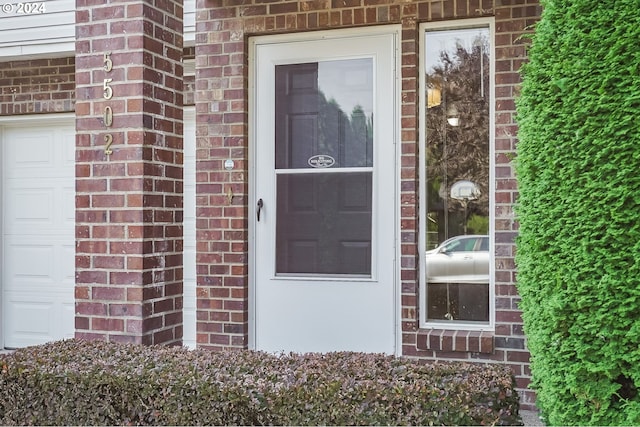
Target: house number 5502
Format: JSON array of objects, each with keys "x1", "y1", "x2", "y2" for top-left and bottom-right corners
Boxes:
[{"x1": 103, "y1": 52, "x2": 114, "y2": 155}]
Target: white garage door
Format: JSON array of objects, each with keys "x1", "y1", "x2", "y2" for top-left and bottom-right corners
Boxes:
[
  {"x1": 1, "y1": 113, "x2": 197, "y2": 348},
  {"x1": 1, "y1": 116, "x2": 76, "y2": 348}
]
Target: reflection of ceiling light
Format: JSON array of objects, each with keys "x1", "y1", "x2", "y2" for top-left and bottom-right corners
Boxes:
[
  {"x1": 446, "y1": 104, "x2": 459, "y2": 126},
  {"x1": 427, "y1": 88, "x2": 441, "y2": 108}
]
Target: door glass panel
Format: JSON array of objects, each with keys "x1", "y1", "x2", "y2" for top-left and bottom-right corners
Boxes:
[
  {"x1": 424, "y1": 27, "x2": 490, "y2": 323},
  {"x1": 276, "y1": 172, "x2": 372, "y2": 275},
  {"x1": 275, "y1": 59, "x2": 373, "y2": 169},
  {"x1": 274, "y1": 58, "x2": 375, "y2": 277}
]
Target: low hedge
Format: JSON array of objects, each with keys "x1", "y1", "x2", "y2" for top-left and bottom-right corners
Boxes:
[{"x1": 0, "y1": 339, "x2": 521, "y2": 425}]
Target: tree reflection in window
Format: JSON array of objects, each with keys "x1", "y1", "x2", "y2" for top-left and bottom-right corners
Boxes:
[
  {"x1": 424, "y1": 27, "x2": 491, "y2": 323},
  {"x1": 275, "y1": 60, "x2": 373, "y2": 170}
]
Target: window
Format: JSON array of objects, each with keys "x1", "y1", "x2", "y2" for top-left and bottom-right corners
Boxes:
[{"x1": 419, "y1": 20, "x2": 494, "y2": 328}]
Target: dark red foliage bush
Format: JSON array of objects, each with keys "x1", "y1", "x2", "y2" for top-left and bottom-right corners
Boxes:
[{"x1": 0, "y1": 339, "x2": 520, "y2": 425}]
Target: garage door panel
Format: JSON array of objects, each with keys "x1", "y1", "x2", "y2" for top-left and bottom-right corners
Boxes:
[
  {"x1": 62, "y1": 186, "x2": 75, "y2": 225},
  {"x1": 4, "y1": 240, "x2": 73, "y2": 287},
  {"x1": 5, "y1": 243, "x2": 55, "y2": 282},
  {"x1": 61, "y1": 302, "x2": 75, "y2": 338},
  {"x1": 4, "y1": 179, "x2": 73, "y2": 233},
  {"x1": 61, "y1": 243, "x2": 76, "y2": 282},
  {"x1": 5, "y1": 133, "x2": 55, "y2": 170},
  {"x1": 5, "y1": 300, "x2": 55, "y2": 336},
  {"x1": 62, "y1": 129, "x2": 75, "y2": 165},
  {"x1": 4, "y1": 188, "x2": 55, "y2": 229},
  {"x1": 3, "y1": 294, "x2": 74, "y2": 348},
  {"x1": 5, "y1": 128, "x2": 74, "y2": 172}
]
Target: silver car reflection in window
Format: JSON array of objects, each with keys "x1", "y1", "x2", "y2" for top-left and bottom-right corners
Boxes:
[{"x1": 425, "y1": 235, "x2": 489, "y2": 283}]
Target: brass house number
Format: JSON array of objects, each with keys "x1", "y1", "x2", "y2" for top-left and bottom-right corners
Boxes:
[{"x1": 103, "y1": 51, "x2": 114, "y2": 155}]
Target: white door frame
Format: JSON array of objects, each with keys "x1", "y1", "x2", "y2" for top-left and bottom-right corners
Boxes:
[
  {"x1": 248, "y1": 26, "x2": 402, "y2": 354},
  {"x1": 0, "y1": 112, "x2": 75, "y2": 349}
]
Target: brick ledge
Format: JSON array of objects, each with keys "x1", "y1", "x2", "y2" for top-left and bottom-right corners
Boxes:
[{"x1": 416, "y1": 329, "x2": 494, "y2": 354}]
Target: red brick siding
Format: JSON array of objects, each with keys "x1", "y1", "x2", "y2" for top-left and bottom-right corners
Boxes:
[
  {"x1": 194, "y1": 0, "x2": 540, "y2": 409},
  {"x1": 492, "y1": 0, "x2": 539, "y2": 408},
  {"x1": 0, "y1": 57, "x2": 75, "y2": 115},
  {"x1": 0, "y1": 48, "x2": 195, "y2": 118},
  {"x1": 75, "y1": 0, "x2": 185, "y2": 345}
]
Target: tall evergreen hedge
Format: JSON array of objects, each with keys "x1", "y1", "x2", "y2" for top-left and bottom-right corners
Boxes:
[{"x1": 515, "y1": 0, "x2": 640, "y2": 424}]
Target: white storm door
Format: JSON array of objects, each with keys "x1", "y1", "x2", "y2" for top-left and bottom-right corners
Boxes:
[
  {"x1": 251, "y1": 29, "x2": 398, "y2": 353},
  {"x1": 1, "y1": 118, "x2": 76, "y2": 348}
]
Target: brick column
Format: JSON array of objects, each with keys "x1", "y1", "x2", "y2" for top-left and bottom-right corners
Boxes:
[
  {"x1": 195, "y1": 5, "x2": 248, "y2": 350},
  {"x1": 75, "y1": 0, "x2": 184, "y2": 345}
]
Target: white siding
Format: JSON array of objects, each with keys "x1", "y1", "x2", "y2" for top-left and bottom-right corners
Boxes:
[
  {"x1": 185, "y1": 0, "x2": 195, "y2": 45},
  {"x1": 0, "y1": 0, "x2": 75, "y2": 58},
  {"x1": 0, "y1": 0, "x2": 195, "y2": 60}
]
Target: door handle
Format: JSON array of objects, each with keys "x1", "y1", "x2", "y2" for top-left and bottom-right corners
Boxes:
[{"x1": 257, "y1": 198, "x2": 263, "y2": 222}]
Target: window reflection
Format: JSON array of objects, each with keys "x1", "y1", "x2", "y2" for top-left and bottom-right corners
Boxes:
[
  {"x1": 424, "y1": 27, "x2": 491, "y2": 323},
  {"x1": 275, "y1": 59, "x2": 373, "y2": 169},
  {"x1": 274, "y1": 59, "x2": 375, "y2": 277}
]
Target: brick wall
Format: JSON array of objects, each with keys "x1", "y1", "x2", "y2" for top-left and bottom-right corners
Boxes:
[
  {"x1": 0, "y1": 48, "x2": 195, "y2": 118},
  {"x1": 494, "y1": 1, "x2": 539, "y2": 406},
  {"x1": 194, "y1": 0, "x2": 540, "y2": 409},
  {"x1": 0, "y1": 57, "x2": 75, "y2": 115}
]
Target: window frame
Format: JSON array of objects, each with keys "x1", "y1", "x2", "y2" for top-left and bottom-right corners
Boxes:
[{"x1": 418, "y1": 18, "x2": 496, "y2": 331}]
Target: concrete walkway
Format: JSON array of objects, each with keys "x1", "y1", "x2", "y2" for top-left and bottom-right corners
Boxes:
[{"x1": 520, "y1": 410, "x2": 544, "y2": 426}]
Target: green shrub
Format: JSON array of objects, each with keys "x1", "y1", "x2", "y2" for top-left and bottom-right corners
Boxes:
[
  {"x1": 0, "y1": 339, "x2": 520, "y2": 425},
  {"x1": 516, "y1": 0, "x2": 640, "y2": 424}
]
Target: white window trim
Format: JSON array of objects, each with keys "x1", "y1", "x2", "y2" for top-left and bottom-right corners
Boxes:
[{"x1": 418, "y1": 18, "x2": 496, "y2": 332}]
